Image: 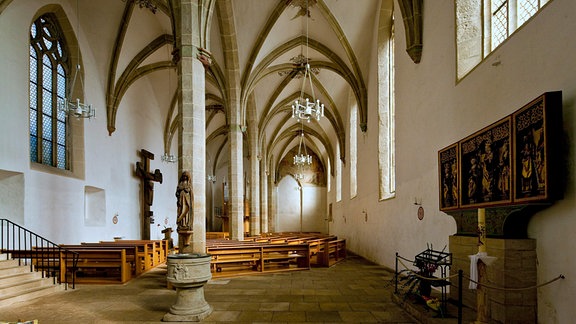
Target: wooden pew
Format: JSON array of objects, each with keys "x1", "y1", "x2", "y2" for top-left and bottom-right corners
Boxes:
[
  {"x1": 113, "y1": 239, "x2": 168, "y2": 266},
  {"x1": 205, "y1": 242, "x2": 311, "y2": 277},
  {"x1": 207, "y1": 245, "x2": 262, "y2": 274},
  {"x1": 317, "y1": 239, "x2": 347, "y2": 267},
  {"x1": 69, "y1": 249, "x2": 131, "y2": 284},
  {"x1": 26, "y1": 247, "x2": 132, "y2": 284},
  {"x1": 64, "y1": 244, "x2": 142, "y2": 276},
  {"x1": 206, "y1": 232, "x2": 230, "y2": 239},
  {"x1": 260, "y1": 244, "x2": 310, "y2": 272}
]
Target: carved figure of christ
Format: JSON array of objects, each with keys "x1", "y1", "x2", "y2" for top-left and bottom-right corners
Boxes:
[{"x1": 135, "y1": 149, "x2": 163, "y2": 239}]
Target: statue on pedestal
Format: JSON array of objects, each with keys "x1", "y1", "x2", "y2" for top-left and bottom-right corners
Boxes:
[
  {"x1": 176, "y1": 171, "x2": 193, "y2": 251},
  {"x1": 176, "y1": 171, "x2": 192, "y2": 231}
]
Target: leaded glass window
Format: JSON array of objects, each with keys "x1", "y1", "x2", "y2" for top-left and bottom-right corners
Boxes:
[
  {"x1": 30, "y1": 14, "x2": 69, "y2": 169},
  {"x1": 518, "y1": 0, "x2": 539, "y2": 25},
  {"x1": 491, "y1": 0, "x2": 509, "y2": 49},
  {"x1": 456, "y1": 0, "x2": 552, "y2": 79},
  {"x1": 490, "y1": 0, "x2": 550, "y2": 51}
]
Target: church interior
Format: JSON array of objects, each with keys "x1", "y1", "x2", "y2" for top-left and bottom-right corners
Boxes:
[{"x1": 1, "y1": 0, "x2": 575, "y2": 323}]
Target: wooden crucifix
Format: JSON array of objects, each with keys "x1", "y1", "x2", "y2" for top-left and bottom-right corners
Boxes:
[{"x1": 135, "y1": 149, "x2": 163, "y2": 240}]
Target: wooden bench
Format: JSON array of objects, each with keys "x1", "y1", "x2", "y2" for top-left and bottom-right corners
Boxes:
[
  {"x1": 260, "y1": 244, "x2": 310, "y2": 272},
  {"x1": 206, "y1": 232, "x2": 230, "y2": 239},
  {"x1": 91, "y1": 241, "x2": 154, "y2": 273},
  {"x1": 317, "y1": 239, "x2": 347, "y2": 267},
  {"x1": 67, "y1": 248, "x2": 132, "y2": 284},
  {"x1": 92, "y1": 239, "x2": 167, "y2": 272},
  {"x1": 113, "y1": 239, "x2": 168, "y2": 266},
  {"x1": 21, "y1": 247, "x2": 132, "y2": 284},
  {"x1": 205, "y1": 241, "x2": 311, "y2": 277},
  {"x1": 62, "y1": 244, "x2": 141, "y2": 276},
  {"x1": 207, "y1": 245, "x2": 262, "y2": 273}
]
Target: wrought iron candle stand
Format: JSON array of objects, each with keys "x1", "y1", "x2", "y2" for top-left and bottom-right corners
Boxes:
[{"x1": 413, "y1": 247, "x2": 452, "y2": 315}]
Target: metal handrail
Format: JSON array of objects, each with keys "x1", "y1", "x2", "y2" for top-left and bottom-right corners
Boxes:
[{"x1": 0, "y1": 218, "x2": 78, "y2": 289}]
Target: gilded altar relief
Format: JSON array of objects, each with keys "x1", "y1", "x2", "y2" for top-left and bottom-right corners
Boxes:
[
  {"x1": 438, "y1": 143, "x2": 459, "y2": 211},
  {"x1": 512, "y1": 93, "x2": 561, "y2": 203},
  {"x1": 459, "y1": 117, "x2": 512, "y2": 209}
]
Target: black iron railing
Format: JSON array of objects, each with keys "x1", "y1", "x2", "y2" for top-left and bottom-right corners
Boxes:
[{"x1": 0, "y1": 218, "x2": 78, "y2": 289}]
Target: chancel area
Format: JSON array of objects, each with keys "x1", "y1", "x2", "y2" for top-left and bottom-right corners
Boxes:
[{"x1": 1, "y1": 0, "x2": 575, "y2": 323}]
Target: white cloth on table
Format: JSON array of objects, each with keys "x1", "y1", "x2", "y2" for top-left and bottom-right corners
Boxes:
[{"x1": 468, "y1": 253, "x2": 480, "y2": 289}]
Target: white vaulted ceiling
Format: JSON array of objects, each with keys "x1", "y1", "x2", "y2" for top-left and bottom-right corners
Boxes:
[{"x1": 5, "y1": 0, "x2": 381, "y2": 178}]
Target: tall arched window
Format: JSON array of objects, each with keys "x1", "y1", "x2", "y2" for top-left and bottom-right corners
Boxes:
[
  {"x1": 30, "y1": 14, "x2": 69, "y2": 169},
  {"x1": 378, "y1": 5, "x2": 396, "y2": 201},
  {"x1": 349, "y1": 103, "x2": 358, "y2": 199},
  {"x1": 336, "y1": 144, "x2": 342, "y2": 203}
]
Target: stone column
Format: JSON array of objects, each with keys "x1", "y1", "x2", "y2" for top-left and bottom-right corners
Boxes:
[
  {"x1": 228, "y1": 125, "x2": 244, "y2": 240},
  {"x1": 268, "y1": 163, "x2": 277, "y2": 232},
  {"x1": 175, "y1": 0, "x2": 207, "y2": 254},
  {"x1": 260, "y1": 139, "x2": 269, "y2": 233},
  {"x1": 215, "y1": 0, "x2": 244, "y2": 240},
  {"x1": 247, "y1": 97, "x2": 260, "y2": 236},
  {"x1": 165, "y1": 0, "x2": 213, "y2": 322}
]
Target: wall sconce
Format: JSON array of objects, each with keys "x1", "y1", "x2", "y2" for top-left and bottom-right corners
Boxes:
[{"x1": 207, "y1": 175, "x2": 216, "y2": 183}]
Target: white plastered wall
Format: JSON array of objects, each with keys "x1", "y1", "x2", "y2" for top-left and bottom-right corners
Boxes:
[
  {"x1": 328, "y1": 0, "x2": 576, "y2": 322},
  {"x1": 0, "y1": 0, "x2": 179, "y2": 245}
]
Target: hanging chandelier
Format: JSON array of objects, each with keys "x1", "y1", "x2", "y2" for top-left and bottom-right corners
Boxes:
[
  {"x1": 58, "y1": 0, "x2": 94, "y2": 119},
  {"x1": 58, "y1": 95, "x2": 95, "y2": 119},
  {"x1": 291, "y1": 0, "x2": 325, "y2": 123},
  {"x1": 122, "y1": 0, "x2": 157, "y2": 14},
  {"x1": 294, "y1": 172, "x2": 304, "y2": 180},
  {"x1": 161, "y1": 153, "x2": 176, "y2": 163},
  {"x1": 293, "y1": 131, "x2": 312, "y2": 166}
]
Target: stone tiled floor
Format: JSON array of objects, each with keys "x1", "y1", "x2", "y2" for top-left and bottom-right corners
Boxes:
[{"x1": 0, "y1": 255, "x2": 422, "y2": 323}]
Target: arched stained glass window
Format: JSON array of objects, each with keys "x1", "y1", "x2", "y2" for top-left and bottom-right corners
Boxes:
[{"x1": 30, "y1": 14, "x2": 69, "y2": 169}]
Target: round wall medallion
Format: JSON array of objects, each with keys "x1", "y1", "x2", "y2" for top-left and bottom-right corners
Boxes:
[
  {"x1": 112, "y1": 215, "x2": 119, "y2": 224},
  {"x1": 417, "y1": 206, "x2": 424, "y2": 220}
]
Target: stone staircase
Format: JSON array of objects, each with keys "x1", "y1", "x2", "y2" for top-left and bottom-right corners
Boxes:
[{"x1": 0, "y1": 252, "x2": 66, "y2": 308}]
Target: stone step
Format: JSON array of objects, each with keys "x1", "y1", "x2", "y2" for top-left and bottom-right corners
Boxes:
[
  {"x1": 0, "y1": 282, "x2": 65, "y2": 308},
  {"x1": 0, "y1": 263, "x2": 34, "y2": 277},
  {"x1": 0, "y1": 256, "x2": 67, "y2": 308},
  {"x1": 0, "y1": 258, "x2": 21, "y2": 270},
  {"x1": 0, "y1": 271, "x2": 55, "y2": 294}
]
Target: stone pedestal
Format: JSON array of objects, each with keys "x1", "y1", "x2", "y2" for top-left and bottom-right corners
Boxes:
[
  {"x1": 163, "y1": 253, "x2": 212, "y2": 322},
  {"x1": 450, "y1": 236, "x2": 537, "y2": 323},
  {"x1": 177, "y1": 230, "x2": 193, "y2": 253}
]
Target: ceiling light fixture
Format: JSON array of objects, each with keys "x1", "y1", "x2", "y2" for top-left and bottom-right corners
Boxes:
[
  {"x1": 207, "y1": 175, "x2": 216, "y2": 183},
  {"x1": 291, "y1": 0, "x2": 324, "y2": 123},
  {"x1": 122, "y1": 0, "x2": 157, "y2": 14},
  {"x1": 293, "y1": 130, "x2": 312, "y2": 166},
  {"x1": 161, "y1": 153, "x2": 176, "y2": 163},
  {"x1": 58, "y1": 0, "x2": 94, "y2": 119}
]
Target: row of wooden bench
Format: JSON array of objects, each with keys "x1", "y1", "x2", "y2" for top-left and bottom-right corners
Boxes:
[
  {"x1": 207, "y1": 242, "x2": 310, "y2": 275},
  {"x1": 5, "y1": 234, "x2": 345, "y2": 283},
  {"x1": 244, "y1": 232, "x2": 347, "y2": 267},
  {"x1": 205, "y1": 233, "x2": 346, "y2": 277},
  {"x1": 5, "y1": 239, "x2": 168, "y2": 285}
]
